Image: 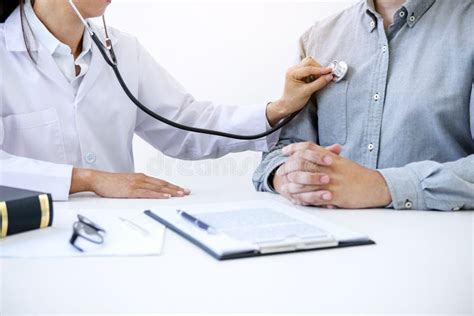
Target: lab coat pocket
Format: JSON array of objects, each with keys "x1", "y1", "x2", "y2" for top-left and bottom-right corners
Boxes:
[
  {"x1": 316, "y1": 81, "x2": 348, "y2": 146},
  {"x1": 2, "y1": 108, "x2": 67, "y2": 163}
]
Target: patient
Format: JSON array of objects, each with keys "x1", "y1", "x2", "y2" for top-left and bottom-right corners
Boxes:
[{"x1": 253, "y1": 0, "x2": 474, "y2": 211}]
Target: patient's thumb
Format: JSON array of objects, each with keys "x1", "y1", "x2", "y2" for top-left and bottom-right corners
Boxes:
[{"x1": 325, "y1": 144, "x2": 342, "y2": 155}]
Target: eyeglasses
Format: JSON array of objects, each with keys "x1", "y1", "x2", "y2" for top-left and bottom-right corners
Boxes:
[{"x1": 69, "y1": 214, "x2": 106, "y2": 252}]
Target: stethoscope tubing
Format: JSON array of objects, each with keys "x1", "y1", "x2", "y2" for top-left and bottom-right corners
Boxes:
[{"x1": 89, "y1": 32, "x2": 301, "y2": 140}]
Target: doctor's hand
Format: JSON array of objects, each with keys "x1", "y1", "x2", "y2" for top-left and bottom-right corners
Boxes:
[
  {"x1": 273, "y1": 142, "x2": 392, "y2": 209},
  {"x1": 266, "y1": 57, "x2": 333, "y2": 126},
  {"x1": 70, "y1": 168, "x2": 191, "y2": 199}
]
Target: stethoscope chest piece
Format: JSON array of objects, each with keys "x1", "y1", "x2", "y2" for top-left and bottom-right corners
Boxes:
[{"x1": 328, "y1": 60, "x2": 349, "y2": 82}]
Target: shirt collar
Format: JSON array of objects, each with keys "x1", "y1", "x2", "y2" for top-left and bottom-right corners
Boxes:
[
  {"x1": 364, "y1": 0, "x2": 436, "y2": 32},
  {"x1": 365, "y1": 0, "x2": 377, "y2": 16},
  {"x1": 4, "y1": 3, "x2": 116, "y2": 53},
  {"x1": 364, "y1": 0, "x2": 379, "y2": 33},
  {"x1": 403, "y1": 0, "x2": 436, "y2": 28},
  {"x1": 24, "y1": 0, "x2": 91, "y2": 57}
]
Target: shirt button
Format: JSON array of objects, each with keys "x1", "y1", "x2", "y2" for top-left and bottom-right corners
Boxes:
[
  {"x1": 404, "y1": 200, "x2": 413, "y2": 209},
  {"x1": 399, "y1": 11, "x2": 406, "y2": 18},
  {"x1": 85, "y1": 152, "x2": 96, "y2": 164},
  {"x1": 409, "y1": 16, "x2": 416, "y2": 22},
  {"x1": 368, "y1": 143, "x2": 374, "y2": 152},
  {"x1": 373, "y1": 93, "x2": 380, "y2": 101},
  {"x1": 382, "y1": 45, "x2": 388, "y2": 53}
]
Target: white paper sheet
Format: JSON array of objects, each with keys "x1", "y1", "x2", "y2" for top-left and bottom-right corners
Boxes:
[{"x1": 0, "y1": 209, "x2": 165, "y2": 258}]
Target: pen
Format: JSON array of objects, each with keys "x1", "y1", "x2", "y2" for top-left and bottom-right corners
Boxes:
[
  {"x1": 176, "y1": 209, "x2": 217, "y2": 234},
  {"x1": 119, "y1": 217, "x2": 150, "y2": 237}
]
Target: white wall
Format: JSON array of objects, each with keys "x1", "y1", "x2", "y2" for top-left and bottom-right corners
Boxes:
[{"x1": 105, "y1": 0, "x2": 357, "y2": 192}]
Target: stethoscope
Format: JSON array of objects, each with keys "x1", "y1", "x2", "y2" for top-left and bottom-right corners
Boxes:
[{"x1": 67, "y1": 0, "x2": 348, "y2": 140}]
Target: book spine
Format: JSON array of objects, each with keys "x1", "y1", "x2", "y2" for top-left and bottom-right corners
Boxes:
[
  {"x1": 0, "y1": 194, "x2": 54, "y2": 238},
  {"x1": 0, "y1": 201, "x2": 7, "y2": 238}
]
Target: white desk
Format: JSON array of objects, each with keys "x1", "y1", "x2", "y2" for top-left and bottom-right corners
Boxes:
[{"x1": 1, "y1": 186, "x2": 472, "y2": 314}]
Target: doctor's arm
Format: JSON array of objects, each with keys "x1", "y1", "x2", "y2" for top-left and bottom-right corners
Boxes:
[
  {"x1": 70, "y1": 168, "x2": 189, "y2": 199},
  {"x1": 0, "y1": 128, "x2": 187, "y2": 200},
  {"x1": 0, "y1": 150, "x2": 73, "y2": 201},
  {"x1": 133, "y1": 40, "x2": 333, "y2": 160},
  {"x1": 0, "y1": 150, "x2": 188, "y2": 200}
]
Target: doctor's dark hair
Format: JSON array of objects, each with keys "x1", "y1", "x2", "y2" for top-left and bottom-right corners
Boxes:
[
  {"x1": 0, "y1": 0, "x2": 23, "y2": 23},
  {"x1": 0, "y1": 0, "x2": 35, "y2": 59}
]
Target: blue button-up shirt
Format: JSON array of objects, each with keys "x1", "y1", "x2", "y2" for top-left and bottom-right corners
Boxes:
[{"x1": 253, "y1": 0, "x2": 474, "y2": 211}]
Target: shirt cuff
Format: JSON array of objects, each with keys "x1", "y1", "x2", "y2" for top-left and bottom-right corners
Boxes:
[
  {"x1": 261, "y1": 154, "x2": 289, "y2": 193},
  {"x1": 378, "y1": 167, "x2": 427, "y2": 210},
  {"x1": 264, "y1": 118, "x2": 281, "y2": 151}
]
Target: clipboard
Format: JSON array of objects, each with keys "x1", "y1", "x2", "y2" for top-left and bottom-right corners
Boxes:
[{"x1": 144, "y1": 200, "x2": 375, "y2": 260}]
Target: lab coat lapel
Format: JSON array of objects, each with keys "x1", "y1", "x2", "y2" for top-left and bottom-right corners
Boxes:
[
  {"x1": 35, "y1": 45, "x2": 74, "y2": 95},
  {"x1": 5, "y1": 8, "x2": 73, "y2": 95},
  {"x1": 4, "y1": 8, "x2": 29, "y2": 51},
  {"x1": 75, "y1": 41, "x2": 105, "y2": 104}
]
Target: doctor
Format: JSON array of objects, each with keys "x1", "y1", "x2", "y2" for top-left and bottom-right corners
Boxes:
[{"x1": 0, "y1": 0, "x2": 334, "y2": 200}]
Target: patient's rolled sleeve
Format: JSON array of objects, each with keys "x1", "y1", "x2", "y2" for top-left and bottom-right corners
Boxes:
[
  {"x1": 253, "y1": 148, "x2": 289, "y2": 193},
  {"x1": 378, "y1": 167, "x2": 427, "y2": 210},
  {"x1": 264, "y1": 120, "x2": 281, "y2": 152}
]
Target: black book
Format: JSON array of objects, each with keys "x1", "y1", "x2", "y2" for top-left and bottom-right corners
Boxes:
[{"x1": 0, "y1": 186, "x2": 54, "y2": 238}]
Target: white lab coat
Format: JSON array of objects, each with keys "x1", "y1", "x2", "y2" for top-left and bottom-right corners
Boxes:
[{"x1": 0, "y1": 9, "x2": 278, "y2": 200}]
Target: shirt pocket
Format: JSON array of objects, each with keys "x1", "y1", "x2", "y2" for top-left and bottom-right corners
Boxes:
[
  {"x1": 2, "y1": 108, "x2": 67, "y2": 163},
  {"x1": 316, "y1": 80, "x2": 348, "y2": 146}
]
